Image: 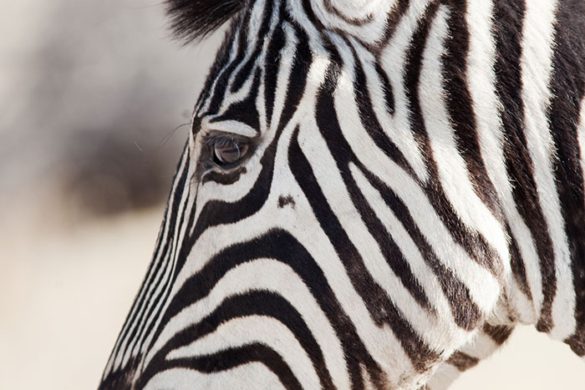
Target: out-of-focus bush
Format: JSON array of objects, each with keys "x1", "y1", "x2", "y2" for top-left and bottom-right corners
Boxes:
[{"x1": 0, "y1": 0, "x2": 221, "y2": 222}]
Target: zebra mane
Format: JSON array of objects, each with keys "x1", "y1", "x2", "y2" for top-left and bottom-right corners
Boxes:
[{"x1": 166, "y1": 0, "x2": 246, "y2": 41}]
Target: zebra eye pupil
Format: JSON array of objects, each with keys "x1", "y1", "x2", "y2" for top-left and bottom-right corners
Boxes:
[{"x1": 213, "y1": 139, "x2": 248, "y2": 166}]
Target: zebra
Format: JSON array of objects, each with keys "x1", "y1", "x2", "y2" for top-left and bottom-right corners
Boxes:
[{"x1": 99, "y1": 0, "x2": 585, "y2": 388}]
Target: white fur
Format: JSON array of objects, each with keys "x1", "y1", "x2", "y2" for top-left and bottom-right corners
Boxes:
[
  {"x1": 351, "y1": 37, "x2": 430, "y2": 182},
  {"x1": 144, "y1": 365, "x2": 285, "y2": 390},
  {"x1": 379, "y1": 0, "x2": 434, "y2": 183},
  {"x1": 145, "y1": 260, "x2": 350, "y2": 389},
  {"x1": 465, "y1": 0, "x2": 541, "y2": 324},
  {"x1": 418, "y1": 5, "x2": 510, "y2": 268},
  {"x1": 310, "y1": 0, "x2": 395, "y2": 45},
  {"x1": 104, "y1": 0, "x2": 585, "y2": 388},
  {"x1": 520, "y1": 0, "x2": 575, "y2": 340},
  {"x1": 168, "y1": 316, "x2": 322, "y2": 389}
]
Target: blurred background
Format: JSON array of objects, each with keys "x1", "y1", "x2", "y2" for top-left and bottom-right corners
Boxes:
[{"x1": 0, "y1": 1, "x2": 583, "y2": 389}]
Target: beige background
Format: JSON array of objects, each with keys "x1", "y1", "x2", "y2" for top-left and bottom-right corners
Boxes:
[{"x1": 1, "y1": 1, "x2": 584, "y2": 389}]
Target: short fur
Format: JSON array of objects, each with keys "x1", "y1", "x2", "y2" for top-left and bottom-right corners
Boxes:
[{"x1": 101, "y1": 1, "x2": 585, "y2": 389}]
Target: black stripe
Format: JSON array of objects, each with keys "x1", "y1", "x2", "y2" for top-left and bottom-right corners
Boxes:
[
  {"x1": 374, "y1": 61, "x2": 395, "y2": 115},
  {"x1": 230, "y1": 1, "x2": 274, "y2": 92},
  {"x1": 310, "y1": 45, "x2": 439, "y2": 372},
  {"x1": 128, "y1": 161, "x2": 195, "y2": 361},
  {"x1": 203, "y1": 17, "x2": 249, "y2": 117},
  {"x1": 358, "y1": 165, "x2": 482, "y2": 331},
  {"x1": 442, "y1": 0, "x2": 503, "y2": 221},
  {"x1": 194, "y1": 21, "x2": 239, "y2": 115},
  {"x1": 377, "y1": 0, "x2": 411, "y2": 50},
  {"x1": 141, "y1": 291, "x2": 335, "y2": 389},
  {"x1": 348, "y1": 38, "x2": 415, "y2": 176},
  {"x1": 507, "y1": 224, "x2": 533, "y2": 301},
  {"x1": 264, "y1": 23, "x2": 287, "y2": 127},
  {"x1": 493, "y1": 0, "x2": 557, "y2": 332},
  {"x1": 212, "y1": 68, "x2": 262, "y2": 130},
  {"x1": 138, "y1": 20, "x2": 313, "y2": 372},
  {"x1": 447, "y1": 351, "x2": 479, "y2": 372},
  {"x1": 323, "y1": 0, "x2": 373, "y2": 25},
  {"x1": 113, "y1": 148, "x2": 192, "y2": 366},
  {"x1": 99, "y1": 356, "x2": 140, "y2": 390},
  {"x1": 482, "y1": 323, "x2": 514, "y2": 345},
  {"x1": 169, "y1": 344, "x2": 303, "y2": 390},
  {"x1": 548, "y1": 0, "x2": 585, "y2": 355},
  {"x1": 328, "y1": 37, "x2": 434, "y2": 313},
  {"x1": 150, "y1": 230, "x2": 385, "y2": 390},
  {"x1": 404, "y1": 2, "x2": 501, "y2": 278}
]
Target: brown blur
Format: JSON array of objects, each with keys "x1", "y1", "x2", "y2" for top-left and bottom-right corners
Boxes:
[{"x1": 0, "y1": 1, "x2": 583, "y2": 389}]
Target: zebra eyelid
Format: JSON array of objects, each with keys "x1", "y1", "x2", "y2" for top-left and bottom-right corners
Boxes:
[{"x1": 202, "y1": 118, "x2": 259, "y2": 138}]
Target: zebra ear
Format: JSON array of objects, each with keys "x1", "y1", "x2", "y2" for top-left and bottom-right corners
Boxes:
[{"x1": 166, "y1": 0, "x2": 245, "y2": 42}]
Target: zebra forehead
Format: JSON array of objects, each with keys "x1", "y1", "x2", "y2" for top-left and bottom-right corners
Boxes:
[
  {"x1": 167, "y1": 0, "x2": 412, "y2": 60},
  {"x1": 165, "y1": 0, "x2": 392, "y2": 42}
]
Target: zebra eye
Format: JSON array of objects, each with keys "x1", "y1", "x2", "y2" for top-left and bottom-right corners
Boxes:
[{"x1": 208, "y1": 135, "x2": 250, "y2": 167}]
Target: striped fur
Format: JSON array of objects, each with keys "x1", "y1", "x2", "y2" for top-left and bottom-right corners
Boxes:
[{"x1": 100, "y1": 0, "x2": 585, "y2": 388}]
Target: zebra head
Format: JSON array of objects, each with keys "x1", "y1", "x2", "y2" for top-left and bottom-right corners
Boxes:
[
  {"x1": 100, "y1": 0, "x2": 585, "y2": 388},
  {"x1": 99, "y1": 1, "x2": 503, "y2": 388}
]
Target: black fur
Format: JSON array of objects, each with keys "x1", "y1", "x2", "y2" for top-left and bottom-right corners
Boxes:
[{"x1": 166, "y1": 0, "x2": 245, "y2": 41}]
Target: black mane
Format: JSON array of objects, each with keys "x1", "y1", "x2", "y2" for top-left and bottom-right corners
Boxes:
[{"x1": 166, "y1": 0, "x2": 245, "y2": 41}]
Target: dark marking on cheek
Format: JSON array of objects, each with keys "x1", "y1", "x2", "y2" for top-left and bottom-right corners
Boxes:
[{"x1": 278, "y1": 195, "x2": 296, "y2": 209}]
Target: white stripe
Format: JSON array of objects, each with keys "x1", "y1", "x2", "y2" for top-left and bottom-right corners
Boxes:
[
  {"x1": 520, "y1": 0, "x2": 575, "y2": 339},
  {"x1": 168, "y1": 316, "x2": 321, "y2": 389},
  {"x1": 326, "y1": 34, "x2": 471, "y2": 351},
  {"x1": 425, "y1": 363, "x2": 460, "y2": 390},
  {"x1": 351, "y1": 37, "x2": 429, "y2": 182},
  {"x1": 269, "y1": 22, "x2": 298, "y2": 132},
  {"x1": 350, "y1": 164, "x2": 472, "y2": 350},
  {"x1": 247, "y1": 0, "x2": 273, "y2": 41},
  {"x1": 139, "y1": 162, "x2": 200, "y2": 359},
  {"x1": 465, "y1": 0, "x2": 541, "y2": 324},
  {"x1": 294, "y1": 86, "x2": 417, "y2": 380},
  {"x1": 323, "y1": 12, "x2": 500, "y2": 317},
  {"x1": 145, "y1": 259, "x2": 350, "y2": 390},
  {"x1": 127, "y1": 155, "x2": 196, "y2": 363},
  {"x1": 209, "y1": 0, "x2": 281, "y2": 113},
  {"x1": 201, "y1": 119, "x2": 259, "y2": 137},
  {"x1": 378, "y1": 0, "x2": 434, "y2": 183},
  {"x1": 109, "y1": 148, "x2": 191, "y2": 373},
  {"x1": 144, "y1": 365, "x2": 284, "y2": 390},
  {"x1": 198, "y1": 28, "x2": 240, "y2": 115},
  {"x1": 578, "y1": 97, "x2": 585, "y2": 192},
  {"x1": 211, "y1": 62, "x2": 258, "y2": 118},
  {"x1": 310, "y1": 0, "x2": 394, "y2": 45},
  {"x1": 458, "y1": 329, "x2": 499, "y2": 358},
  {"x1": 418, "y1": 5, "x2": 510, "y2": 271},
  {"x1": 300, "y1": 116, "x2": 438, "y2": 370}
]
